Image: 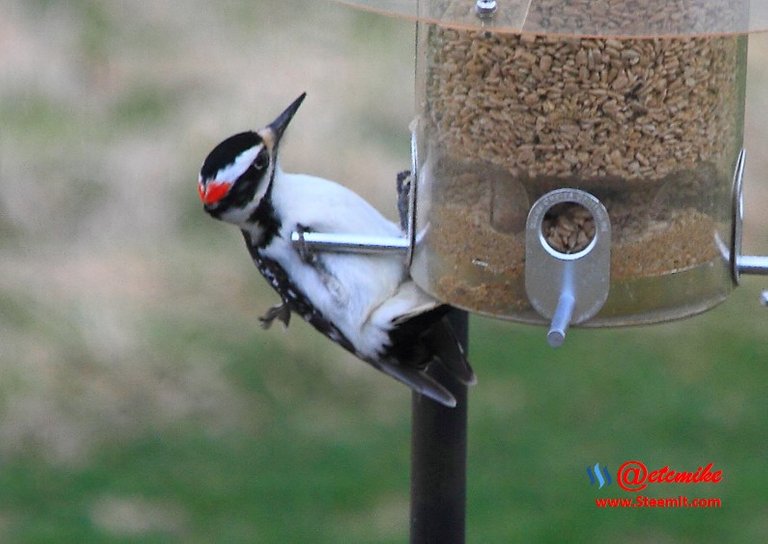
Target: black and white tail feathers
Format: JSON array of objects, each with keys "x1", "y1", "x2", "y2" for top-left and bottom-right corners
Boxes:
[{"x1": 381, "y1": 309, "x2": 475, "y2": 407}]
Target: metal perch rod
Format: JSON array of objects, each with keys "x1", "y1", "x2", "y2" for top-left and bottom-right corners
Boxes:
[
  {"x1": 737, "y1": 255, "x2": 768, "y2": 275},
  {"x1": 291, "y1": 231, "x2": 409, "y2": 254}
]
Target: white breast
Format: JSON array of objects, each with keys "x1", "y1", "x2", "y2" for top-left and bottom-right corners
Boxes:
[{"x1": 259, "y1": 170, "x2": 411, "y2": 357}]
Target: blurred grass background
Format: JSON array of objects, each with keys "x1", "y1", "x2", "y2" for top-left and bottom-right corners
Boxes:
[{"x1": 1, "y1": 1, "x2": 767, "y2": 542}]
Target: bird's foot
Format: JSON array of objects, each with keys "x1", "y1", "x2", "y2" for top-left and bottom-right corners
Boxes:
[
  {"x1": 396, "y1": 170, "x2": 411, "y2": 234},
  {"x1": 259, "y1": 303, "x2": 292, "y2": 330}
]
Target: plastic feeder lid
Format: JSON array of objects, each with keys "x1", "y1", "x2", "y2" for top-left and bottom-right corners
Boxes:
[{"x1": 336, "y1": 0, "x2": 768, "y2": 36}]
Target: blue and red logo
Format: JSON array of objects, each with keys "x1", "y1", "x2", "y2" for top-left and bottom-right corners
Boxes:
[
  {"x1": 587, "y1": 460, "x2": 722, "y2": 492},
  {"x1": 587, "y1": 463, "x2": 612, "y2": 488}
]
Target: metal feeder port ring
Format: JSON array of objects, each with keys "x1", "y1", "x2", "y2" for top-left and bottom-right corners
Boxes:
[{"x1": 525, "y1": 189, "x2": 611, "y2": 347}]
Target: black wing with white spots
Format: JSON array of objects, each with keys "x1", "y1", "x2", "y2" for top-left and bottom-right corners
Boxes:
[{"x1": 241, "y1": 230, "x2": 357, "y2": 355}]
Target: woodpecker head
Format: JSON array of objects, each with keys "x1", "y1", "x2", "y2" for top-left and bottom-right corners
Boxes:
[{"x1": 198, "y1": 92, "x2": 306, "y2": 224}]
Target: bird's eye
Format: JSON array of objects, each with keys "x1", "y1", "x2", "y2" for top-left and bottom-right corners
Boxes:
[{"x1": 254, "y1": 149, "x2": 270, "y2": 171}]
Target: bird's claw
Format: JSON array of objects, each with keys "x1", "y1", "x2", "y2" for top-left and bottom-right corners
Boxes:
[
  {"x1": 259, "y1": 303, "x2": 291, "y2": 329},
  {"x1": 396, "y1": 170, "x2": 411, "y2": 234}
]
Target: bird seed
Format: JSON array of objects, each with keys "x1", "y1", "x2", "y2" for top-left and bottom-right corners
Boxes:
[{"x1": 415, "y1": 16, "x2": 746, "y2": 317}]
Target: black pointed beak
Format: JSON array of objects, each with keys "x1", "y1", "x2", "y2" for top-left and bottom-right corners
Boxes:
[{"x1": 268, "y1": 92, "x2": 307, "y2": 145}]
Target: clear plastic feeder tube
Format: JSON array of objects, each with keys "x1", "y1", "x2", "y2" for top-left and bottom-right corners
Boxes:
[
  {"x1": 413, "y1": 24, "x2": 749, "y2": 324},
  {"x1": 334, "y1": 0, "x2": 766, "y2": 325}
]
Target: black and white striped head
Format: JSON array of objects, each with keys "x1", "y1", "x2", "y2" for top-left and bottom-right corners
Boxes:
[{"x1": 198, "y1": 93, "x2": 306, "y2": 224}]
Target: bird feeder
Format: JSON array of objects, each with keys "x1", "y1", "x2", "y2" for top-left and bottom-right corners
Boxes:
[
  {"x1": 298, "y1": 2, "x2": 768, "y2": 543},
  {"x1": 316, "y1": 0, "x2": 768, "y2": 346}
]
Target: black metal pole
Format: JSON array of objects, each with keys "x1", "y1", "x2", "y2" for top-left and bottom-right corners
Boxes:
[{"x1": 410, "y1": 310, "x2": 468, "y2": 544}]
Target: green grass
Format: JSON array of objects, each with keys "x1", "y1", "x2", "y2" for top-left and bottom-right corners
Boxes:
[
  {"x1": 466, "y1": 286, "x2": 768, "y2": 543},
  {"x1": 1, "y1": 283, "x2": 766, "y2": 542}
]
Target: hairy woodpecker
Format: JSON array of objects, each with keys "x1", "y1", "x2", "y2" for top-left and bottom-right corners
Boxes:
[{"x1": 197, "y1": 93, "x2": 475, "y2": 407}]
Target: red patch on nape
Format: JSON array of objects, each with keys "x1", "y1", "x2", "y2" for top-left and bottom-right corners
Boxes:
[{"x1": 198, "y1": 181, "x2": 231, "y2": 205}]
